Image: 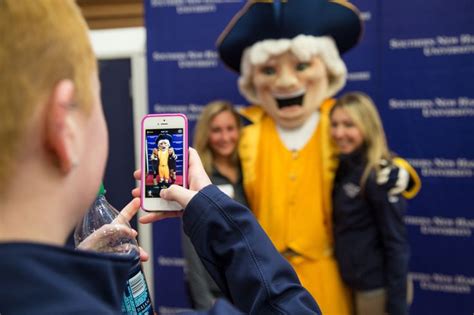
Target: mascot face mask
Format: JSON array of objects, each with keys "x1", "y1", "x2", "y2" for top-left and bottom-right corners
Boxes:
[
  {"x1": 217, "y1": 0, "x2": 362, "y2": 129},
  {"x1": 238, "y1": 35, "x2": 348, "y2": 129},
  {"x1": 251, "y1": 51, "x2": 328, "y2": 129},
  {"x1": 158, "y1": 139, "x2": 170, "y2": 151}
]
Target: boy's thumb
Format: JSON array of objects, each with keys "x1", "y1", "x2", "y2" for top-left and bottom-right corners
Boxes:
[{"x1": 160, "y1": 185, "x2": 196, "y2": 208}]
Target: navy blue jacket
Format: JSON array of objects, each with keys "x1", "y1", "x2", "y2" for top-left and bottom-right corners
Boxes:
[
  {"x1": 0, "y1": 185, "x2": 320, "y2": 315},
  {"x1": 332, "y1": 152, "x2": 409, "y2": 315},
  {"x1": 181, "y1": 185, "x2": 320, "y2": 314},
  {"x1": 181, "y1": 167, "x2": 248, "y2": 310},
  {"x1": 0, "y1": 242, "x2": 132, "y2": 314}
]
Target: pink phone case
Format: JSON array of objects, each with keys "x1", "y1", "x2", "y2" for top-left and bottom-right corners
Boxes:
[{"x1": 140, "y1": 113, "x2": 188, "y2": 211}]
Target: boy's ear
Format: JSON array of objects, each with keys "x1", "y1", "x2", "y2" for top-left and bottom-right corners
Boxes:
[{"x1": 45, "y1": 79, "x2": 78, "y2": 174}]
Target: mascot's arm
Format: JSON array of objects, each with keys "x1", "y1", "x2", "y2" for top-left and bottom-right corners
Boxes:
[
  {"x1": 169, "y1": 147, "x2": 177, "y2": 159},
  {"x1": 393, "y1": 157, "x2": 421, "y2": 199},
  {"x1": 151, "y1": 149, "x2": 158, "y2": 160},
  {"x1": 377, "y1": 157, "x2": 421, "y2": 199}
]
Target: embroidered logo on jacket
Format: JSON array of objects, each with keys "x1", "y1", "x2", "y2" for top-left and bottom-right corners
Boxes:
[{"x1": 343, "y1": 183, "x2": 360, "y2": 198}]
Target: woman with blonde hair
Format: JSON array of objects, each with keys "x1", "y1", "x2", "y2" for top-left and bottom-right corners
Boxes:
[
  {"x1": 193, "y1": 100, "x2": 244, "y2": 199},
  {"x1": 330, "y1": 92, "x2": 411, "y2": 315},
  {"x1": 183, "y1": 100, "x2": 248, "y2": 310}
]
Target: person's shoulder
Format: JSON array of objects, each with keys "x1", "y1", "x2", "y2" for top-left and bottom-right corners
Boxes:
[
  {"x1": 320, "y1": 98, "x2": 337, "y2": 115},
  {"x1": 239, "y1": 105, "x2": 265, "y2": 124}
]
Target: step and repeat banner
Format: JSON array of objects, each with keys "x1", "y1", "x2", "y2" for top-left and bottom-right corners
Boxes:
[
  {"x1": 378, "y1": 2, "x2": 474, "y2": 314},
  {"x1": 145, "y1": 0, "x2": 474, "y2": 313}
]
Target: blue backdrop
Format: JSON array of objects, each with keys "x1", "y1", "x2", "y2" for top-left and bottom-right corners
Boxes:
[{"x1": 145, "y1": 0, "x2": 474, "y2": 313}]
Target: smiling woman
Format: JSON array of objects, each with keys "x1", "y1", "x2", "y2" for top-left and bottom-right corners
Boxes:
[
  {"x1": 193, "y1": 100, "x2": 243, "y2": 184},
  {"x1": 330, "y1": 105, "x2": 365, "y2": 155},
  {"x1": 330, "y1": 92, "x2": 391, "y2": 186},
  {"x1": 329, "y1": 92, "x2": 411, "y2": 315}
]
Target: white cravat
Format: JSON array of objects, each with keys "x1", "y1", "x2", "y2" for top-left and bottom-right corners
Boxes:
[{"x1": 276, "y1": 112, "x2": 320, "y2": 151}]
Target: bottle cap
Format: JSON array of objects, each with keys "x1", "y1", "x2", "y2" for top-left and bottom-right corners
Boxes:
[{"x1": 97, "y1": 183, "x2": 106, "y2": 197}]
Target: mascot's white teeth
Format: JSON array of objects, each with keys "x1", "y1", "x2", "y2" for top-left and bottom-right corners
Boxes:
[{"x1": 273, "y1": 89, "x2": 306, "y2": 100}]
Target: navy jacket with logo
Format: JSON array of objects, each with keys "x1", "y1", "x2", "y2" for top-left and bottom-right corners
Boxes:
[
  {"x1": 0, "y1": 185, "x2": 320, "y2": 315},
  {"x1": 332, "y1": 151, "x2": 409, "y2": 315}
]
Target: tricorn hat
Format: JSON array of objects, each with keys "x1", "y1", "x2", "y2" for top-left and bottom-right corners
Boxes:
[
  {"x1": 155, "y1": 133, "x2": 173, "y2": 146},
  {"x1": 217, "y1": 0, "x2": 363, "y2": 73}
]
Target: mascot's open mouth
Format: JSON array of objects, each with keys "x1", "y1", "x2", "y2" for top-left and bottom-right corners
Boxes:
[{"x1": 274, "y1": 90, "x2": 305, "y2": 109}]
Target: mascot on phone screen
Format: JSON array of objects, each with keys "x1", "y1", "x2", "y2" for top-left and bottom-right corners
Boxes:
[
  {"x1": 152, "y1": 134, "x2": 177, "y2": 185},
  {"x1": 217, "y1": 1, "x2": 420, "y2": 314}
]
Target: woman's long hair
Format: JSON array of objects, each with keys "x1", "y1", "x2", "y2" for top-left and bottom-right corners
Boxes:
[
  {"x1": 193, "y1": 100, "x2": 242, "y2": 175},
  {"x1": 331, "y1": 92, "x2": 392, "y2": 188}
]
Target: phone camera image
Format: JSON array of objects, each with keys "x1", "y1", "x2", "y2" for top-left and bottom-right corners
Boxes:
[{"x1": 144, "y1": 128, "x2": 184, "y2": 198}]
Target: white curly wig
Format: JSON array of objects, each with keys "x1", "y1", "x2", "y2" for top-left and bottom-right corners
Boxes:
[{"x1": 238, "y1": 35, "x2": 347, "y2": 104}]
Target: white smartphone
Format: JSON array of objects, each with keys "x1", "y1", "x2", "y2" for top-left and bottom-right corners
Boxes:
[{"x1": 141, "y1": 113, "x2": 188, "y2": 211}]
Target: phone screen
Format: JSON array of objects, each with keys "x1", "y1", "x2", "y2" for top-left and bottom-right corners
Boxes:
[{"x1": 144, "y1": 127, "x2": 184, "y2": 198}]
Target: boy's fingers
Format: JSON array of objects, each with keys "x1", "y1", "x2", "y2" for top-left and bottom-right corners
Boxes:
[
  {"x1": 188, "y1": 148, "x2": 201, "y2": 171},
  {"x1": 187, "y1": 148, "x2": 212, "y2": 190},
  {"x1": 117, "y1": 198, "x2": 141, "y2": 222},
  {"x1": 139, "y1": 211, "x2": 182, "y2": 224},
  {"x1": 139, "y1": 246, "x2": 150, "y2": 262},
  {"x1": 134, "y1": 169, "x2": 141, "y2": 181},
  {"x1": 160, "y1": 185, "x2": 196, "y2": 208},
  {"x1": 131, "y1": 187, "x2": 140, "y2": 198}
]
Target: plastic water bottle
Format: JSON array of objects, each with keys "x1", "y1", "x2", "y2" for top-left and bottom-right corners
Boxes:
[{"x1": 74, "y1": 185, "x2": 154, "y2": 314}]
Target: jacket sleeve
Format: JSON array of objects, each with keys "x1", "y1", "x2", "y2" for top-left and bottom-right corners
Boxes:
[
  {"x1": 182, "y1": 232, "x2": 220, "y2": 310},
  {"x1": 182, "y1": 185, "x2": 321, "y2": 315},
  {"x1": 366, "y1": 175, "x2": 409, "y2": 315}
]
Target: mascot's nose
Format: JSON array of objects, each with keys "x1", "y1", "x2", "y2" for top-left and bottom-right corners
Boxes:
[{"x1": 275, "y1": 66, "x2": 298, "y2": 90}]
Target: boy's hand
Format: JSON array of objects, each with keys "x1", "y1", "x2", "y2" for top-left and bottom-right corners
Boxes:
[{"x1": 133, "y1": 148, "x2": 212, "y2": 224}]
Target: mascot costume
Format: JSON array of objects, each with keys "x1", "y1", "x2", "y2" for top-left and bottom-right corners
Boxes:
[
  {"x1": 151, "y1": 134, "x2": 177, "y2": 185},
  {"x1": 217, "y1": 1, "x2": 420, "y2": 314}
]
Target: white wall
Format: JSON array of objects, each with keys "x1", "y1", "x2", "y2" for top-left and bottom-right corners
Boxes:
[{"x1": 90, "y1": 27, "x2": 154, "y2": 299}]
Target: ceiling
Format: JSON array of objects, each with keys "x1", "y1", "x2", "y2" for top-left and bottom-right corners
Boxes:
[{"x1": 76, "y1": 0, "x2": 144, "y2": 29}]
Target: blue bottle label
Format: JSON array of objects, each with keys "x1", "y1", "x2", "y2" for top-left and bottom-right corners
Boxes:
[{"x1": 121, "y1": 262, "x2": 154, "y2": 314}]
